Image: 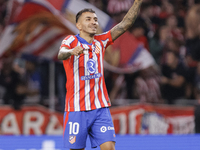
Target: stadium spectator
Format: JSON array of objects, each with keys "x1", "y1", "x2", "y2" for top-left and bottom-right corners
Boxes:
[
  {"x1": 185, "y1": 4, "x2": 200, "y2": 61},
  {"x1": 184, "y1": 4, "x2": 200, "y2": 101},
  {"x1": 149, "y1": 25, "x2": 171, "y2": 65},
  {"x1": 159, "y1": 0, "x2": 174, "y2": 20},
  {"x1": 165, "y1": 15, "x2": 184, "y2": 42},
  {"x1": 139, "y1": 1, "x2": 160, "y2": 38},
  {"x1": 13, "y1": 58, "x2": 43, "y2": 105},
  {"x1": 0, "y1": 57, "x2": 26, "y2": 110},
  {"x1": 134, "y1": 66, "x2": 162, "y2": 103},
  {"x1": 22, "y1": 60, "x2": 42, "y2": 104},
  {"x1": 160, "y1": 50, "x2": 187, "y2": 104}
]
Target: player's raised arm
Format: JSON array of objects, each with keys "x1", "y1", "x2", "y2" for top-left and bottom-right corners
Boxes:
[{"x1": 110, "y1": 0, "x2": 143, "y2": 41}]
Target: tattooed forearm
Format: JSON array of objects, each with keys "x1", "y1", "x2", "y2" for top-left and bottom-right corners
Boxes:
[
  {"x1": 111, "y1": 0, "x2": 143, "y2": 41},
  {"x1": 58, "y1": 47, "x2": 72, "y2": 60},
  {"x1": 123, "y1": 0, "x2": 143, "y2": 28}
]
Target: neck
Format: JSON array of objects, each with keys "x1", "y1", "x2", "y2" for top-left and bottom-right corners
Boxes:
[{"x1": 79, "y1": 32, "x2": 94, "y2": 43}]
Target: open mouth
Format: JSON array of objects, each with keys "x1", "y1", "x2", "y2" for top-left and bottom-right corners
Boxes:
[
  {"x1": 90, "y1": 25, "x2": 97, "y2": 30},
  {"x1": 91, "y1": 27, "x2": 97, "y2": 30}
]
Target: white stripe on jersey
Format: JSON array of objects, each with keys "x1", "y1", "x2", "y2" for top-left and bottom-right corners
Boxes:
[
  {"x1": 68, "y1": 99, "x2": 70, "y2": 111},
  {"x1": 96, "y1": 40, "x2": 108, "y2": 107},
  {"x1": 82, "y1": 44, "x2": 91, "y2": 111},
  {"x1": 74, "y1": 42, "x2": 81, "y2": 111},
  {"x1": 101, "y1": 38, "x2": 109, "y2": 51},
  {"x1": 92, "y1": 42, "x2": 101, "y2": 109},
  {"x1": 63, "y1": 36, "x2": 75, "y2": 47}
]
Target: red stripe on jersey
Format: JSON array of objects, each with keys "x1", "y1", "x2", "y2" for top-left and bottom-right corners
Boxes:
[
  {"x1": 88, "y1": 46, "x2": 96, "y2": 110},
  {"x1": 96, "y1": 50, "x2": 105, "y2": 107},
  {"x1": 102, "y1": 50, "x2": 110, "y2": 103},
  {"x1": 90, "y1": 82, "x2": 96, "y2": 110},
  {"x1": 63, "y1": 112, "x2": 69, "y2": 136},
  {"x1": 64, "y1": 57, "x2": 75, "y2": 112},
  {"x1": 79, "y1": 52, "x2": 86, "y2": 111},
  {"x1": 70, "y1": 41, "x2": 77, "y2": 112},
  {"x1": 103, "y1": 76, "x2": 110, "y2": 105},
  {"x1": 70, "y1": 55, "x2": 75, "y2": 112}
]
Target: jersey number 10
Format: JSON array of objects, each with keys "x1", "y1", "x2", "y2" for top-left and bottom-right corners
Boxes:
[{"x1": 69, "y1": 122, "x2": 80, "y2": 135}]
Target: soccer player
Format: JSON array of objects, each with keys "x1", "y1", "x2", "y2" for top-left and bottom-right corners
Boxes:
[{"x1": 58, "y1": 0, "x2": 143, "y2": 150}]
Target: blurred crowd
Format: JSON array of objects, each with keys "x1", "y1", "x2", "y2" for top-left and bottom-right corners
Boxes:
[
  {"x1": 0, "y1": 0, "x2": 7, "y2": 33},
  {"x1": 1, "y1": 0, "x2": 200, "y2": 111},
  {"x1": 88, "y1": 0, "x2": 200, "y2": 106}
]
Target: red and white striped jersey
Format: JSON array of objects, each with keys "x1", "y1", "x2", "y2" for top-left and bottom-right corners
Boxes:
[{"x1": 60, "y1": 31, "x2": 113, "y2": 112}]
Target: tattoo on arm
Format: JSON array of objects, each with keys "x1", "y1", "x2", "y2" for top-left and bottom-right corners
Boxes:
[
  {"x1": 58, "y1": 47, "x2": 72, "y2": 60},
  {"x1": 111, "y1": 0, "x2": 143, "y2": 41}
]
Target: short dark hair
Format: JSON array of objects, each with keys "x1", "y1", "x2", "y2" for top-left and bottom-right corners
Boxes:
[{"x1": 76, "y1": 8, "x2": 95, "y2": 23}]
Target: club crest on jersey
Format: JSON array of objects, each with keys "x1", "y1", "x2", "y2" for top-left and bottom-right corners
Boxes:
[
  {"x1": 69, "y1": 135, "x2": 76, "y2": 144},
  {"x1": 94, "y1": 45, "x2": 100, "y2": 54},
  {"x1": 92, "y1": 43, "x2": 101, "y2": 54},
  {"x1": 86, "y1": 59, "x2": 96, "y2": 74}
]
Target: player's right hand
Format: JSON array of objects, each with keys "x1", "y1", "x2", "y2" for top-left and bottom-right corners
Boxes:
[{"x1": 71, "y1": 46, "x2": 84, "y2": 56}]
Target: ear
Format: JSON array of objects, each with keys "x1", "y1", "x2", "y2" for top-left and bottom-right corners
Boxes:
[{"x1": 76, "y1": 22, "x2": 82, "y2": 30}]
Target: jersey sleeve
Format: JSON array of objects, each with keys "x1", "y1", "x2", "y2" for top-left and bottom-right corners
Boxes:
[
  {"x1": 95, "y1": 30, "x2": 113, "y2": 49},
  {"x1": 60, "y1": 35, "x2": 76, "y2": 49}
]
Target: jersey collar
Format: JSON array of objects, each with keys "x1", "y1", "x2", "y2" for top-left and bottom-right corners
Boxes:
[{"x1": 76, "y1": 34, "x2": 93, "y2": 45}]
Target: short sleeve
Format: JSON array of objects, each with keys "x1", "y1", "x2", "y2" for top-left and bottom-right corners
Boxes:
[
  {"x1": 95, "y1": 30, "x2": 113, "y2": 49},
  {"x1": 60, "y1": 35, "x2": 75, "y2": 49}
]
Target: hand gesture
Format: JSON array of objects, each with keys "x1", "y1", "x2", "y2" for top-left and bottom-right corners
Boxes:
[{"x1": 71, "y1": 46, "x2": 84, "y2": 56}]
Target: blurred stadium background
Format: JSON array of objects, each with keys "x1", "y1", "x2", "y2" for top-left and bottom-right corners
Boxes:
[{"x1": 1, "y1": 0, "x2": 200, "y2": 149}]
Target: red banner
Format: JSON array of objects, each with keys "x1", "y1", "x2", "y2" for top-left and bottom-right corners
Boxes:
[
  {"x1": 0, "y1": 105, "x2": 63, "y2": 135},
  {"x1": 110, "y1": 104, "x2": 194, "y2": 134},
  {"x1": 0, "y1": 104, "x2": 194, "y2": 135}
]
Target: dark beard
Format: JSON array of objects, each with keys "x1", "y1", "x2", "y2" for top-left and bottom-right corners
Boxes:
[{"x1": 89, "y1": 32, "x2": 96, "y2": 37}]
